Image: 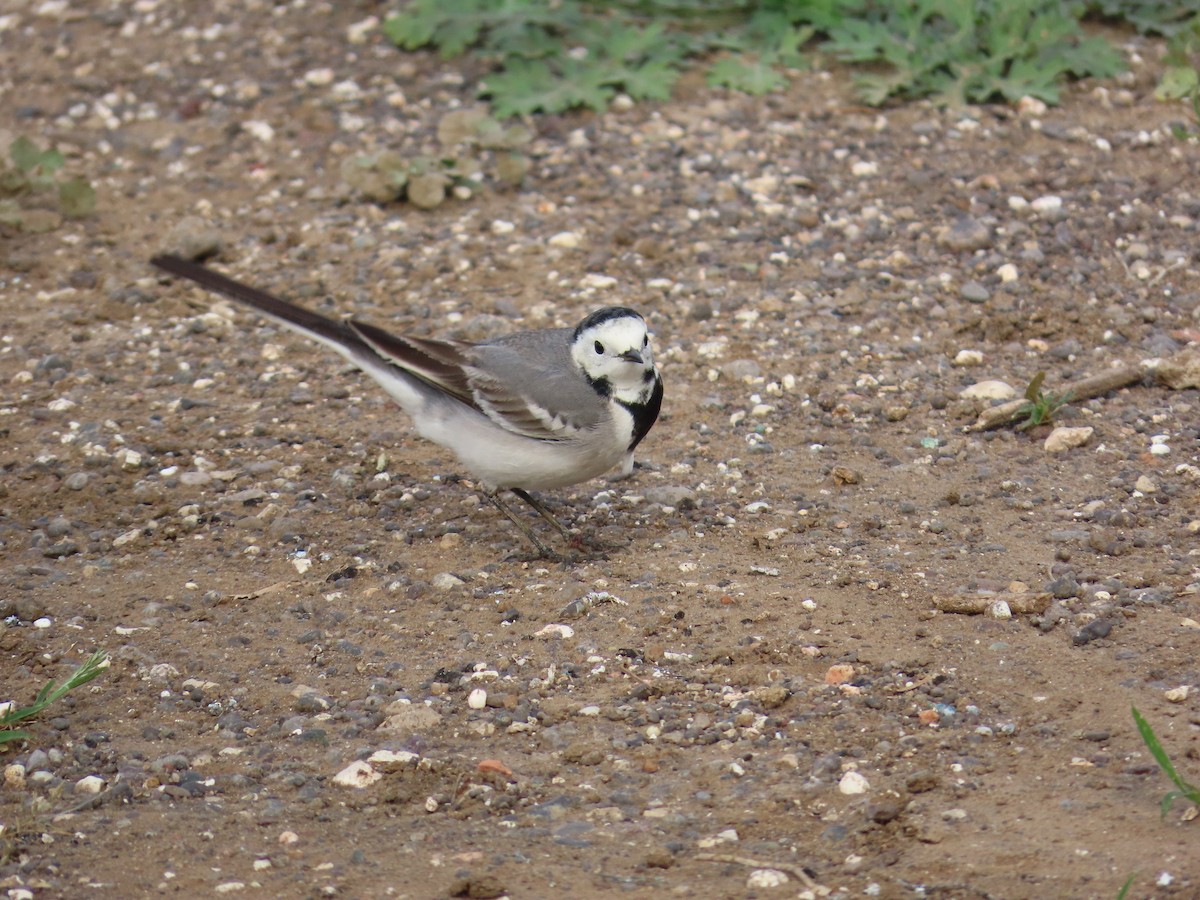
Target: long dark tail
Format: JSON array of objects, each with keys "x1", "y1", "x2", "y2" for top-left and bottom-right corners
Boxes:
[{"x1": 150, "y1": 255, "x2": 350, "y2": 347}]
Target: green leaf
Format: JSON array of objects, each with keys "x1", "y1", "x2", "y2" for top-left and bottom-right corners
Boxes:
[
  {"x1": 10, "y1": 135, "x2": 43, "y2": 173},
  {"x1": 1157, "y1": 64, "x2": 1200, "y2": 100},
  {"x1": 1024, "y1": 371, "x2": 1046, "y2": 403},
  {"x1": 620, "y1": 58, "x2": 683, "y2": 101},
  {"x1": 483, "y1": 58, "x2": 614, "y2": 117},
  {"x1": 59, "y1": 177, "x2": 96, "y2": 217}
]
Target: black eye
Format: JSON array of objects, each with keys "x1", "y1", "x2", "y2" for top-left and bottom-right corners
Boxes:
[
  {"x1": 594, "y1": 340, "x2": 604, "y2": 354},
  {"x1": 643, "y1": 335, "x2": 649, "y2": 347}
]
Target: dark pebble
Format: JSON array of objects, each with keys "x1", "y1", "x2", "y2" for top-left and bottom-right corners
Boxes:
[{"x1": 1072, "y1": 618, "x2": 1112, "y2": 645}]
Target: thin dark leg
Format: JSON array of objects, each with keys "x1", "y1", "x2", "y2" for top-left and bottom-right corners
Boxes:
[
  {"x1": 482, "y1": 491, "x2": 558, "y2": 559},
  {"x1": 510, "y1": 488, "x2": 572, "y2": 540}
]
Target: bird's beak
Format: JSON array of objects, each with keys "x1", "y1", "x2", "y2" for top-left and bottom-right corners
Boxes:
[{"x1": 619, "y1": 349, "x2": 644, "y2": 364}]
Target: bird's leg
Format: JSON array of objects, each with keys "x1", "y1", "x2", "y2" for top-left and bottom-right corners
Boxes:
[
  {"x1": 511, "y1": 488, "x2": 620, "y2": 556},
  {"x1": 509, "y1": 488, "x2": 572, "y2": 541},
  {"x1": 482, "y1": 491, "x2": 559, "y2": 559}
]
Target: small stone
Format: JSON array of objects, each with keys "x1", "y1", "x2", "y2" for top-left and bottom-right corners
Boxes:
[
  {"x1": 1031, "y1": 195, "x2": 1064, "y2": 218},
  {"x1": 1017, "y1": 95, "x2": 1048, "y2": 116},
  {"x1": 304, "y1": 68, "x2": 335, "y2": 86},
  {"x1": 468, "y1": 688, "x2": 488, "y2": 710},
  {"x1": 825, "y1": 664, "x2": 855, "y2": 685},
  {"x1": 1072, "y1": 618, "x2": 1112, "y2": 645},
  {"x1": 960, "y1": 380, "x2": 1017, "y2": 401},
  {"x1": 953, "y1": 349, "x2": 984, "y2": 367},
  {"x1": 4, "y1": 764, "x2": 26, "y2": 788},
  {"x1": 536, "y1": 623, "x2": 574, "y2": 639},
  {"x1": 1134, "y1": 475, "x2": 1156, "y2": 494},
  {"x1": 938, "y1": 216, "x2": 992, "y2": 251},
  {"x1": 1165, "y1": 686, "x2": 1190, "y2": 703},
  {"x1": 548, "y1": 231, "x2": 581, "y2": 249},
  {"x1": 747, "y1": 869, "x2": 790, "y2": 889},
  {"x1": 1044, "y1": 426, "x2": 1093, "y2": 453},
  {"x1": 64, "y1": 472, "x2": 89, "y2": 490},
  {"x1": 839, "y1": 771, "x2": 870, "y2": 795},
  {"x1": 996, "y1": 263, "x2": 1019, "y2": 283},
  {"x1": 644, "y1": 847, "x2": 675, "y2": 869},
  {"x1": 367, "y1": 749, "x2": 420, "y2": 771},
  {"x1": 960, "y1": 280, "x2": 990, "y2": 303},
  {"x1": 75, "y1": 774, "x2": 105, "y2": 794},
  {"x1": 164, "y1": 216, "x2": 222, "y2": 261},
  {"x1": 989, "y1": 600, "x2": 1012, "y2": 619},
  {"x1": 332, "y1": 760, "x2": 381, "y2": 788},
  {"x1": 432, "y1": 572, "x2": 465, "y2": 591}
]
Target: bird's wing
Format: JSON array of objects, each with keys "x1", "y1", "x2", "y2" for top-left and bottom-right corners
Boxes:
[
  {"x1": 465, "y1": 335, "x2": 608, "y2": 442},
  {"x1": 346, "y1": 320, "x2": 475, "y2": 404}
]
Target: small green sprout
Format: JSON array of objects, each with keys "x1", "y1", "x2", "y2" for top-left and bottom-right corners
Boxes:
[
  {"x1": 1015, "y1": 371, "x2": 1071, "y2": 430},
  {"x1": 1131, "y1": 705, "x2": 1200, "y2": 819},
  {"x1": 0, "y1": 650, "x2": 110, "y2": 746}
]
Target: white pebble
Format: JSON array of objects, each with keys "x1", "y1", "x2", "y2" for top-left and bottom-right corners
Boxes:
[
  {"x1": 960, "y1": 380, "x2": 1016, "y2": 401},
  {"x1": 548, "y1": 231, "x2": 581, "y2": 249},
  {"x1": 332, "y1": 760, "x2": 381, "y2": 789},
  {"x1": 851, "y1": 160, "x2": 878, "y2": 177},
  {"x1": 304, "y1": 68, "x2": 335, "y2": 87},
  {"x1": 1165, "y1": 686, "x2": 1189, "y2": 703},
  {"x1": 953, "y1": 349, "x2": 984, "y2": 367},
  {"x1": 747, "y1": 869, "x2": 790, "y2": 889},
  {"x1": 490, "y1": 219, "x2": 515, "y2": 235},
  {"x1": 581, "y1": 273, "x2": 617, "y2": 290},
  {"x1": 346, "y1": 16, "x2": 377, "y2": 44},
  {"x1": 839, "y1": 771, "x2": 870, "y2": 795},
  {"x1": 1031, "y1": 194, "x2": 1063, "y2": 215},
  {"x1": 33, "y1": 617, "x2": 52, "y2": 629},
  {"x1": 989, "y1": 600, "x2": 1012, "y2": 620},
  {"x1": 1017, "y1": 95, "x2": 1047, "y2": 116},
  {"x1": 368, "y1": 749, "x2": 420, "y2": 770},
  {"x1": 467, "y1": 688, "x2": 488, "y2": 710},
  {"x1": 75, "y1": 775, "x2": 105, "y2": 794},
  {"x1": 242, "y1": 120, "x2": 275, "y2": 143},
  {"x1": 996, "y1": 263, "x2": 1019, "y2": 283},
  {"x1": 1044, "y1": 426, "x2": 1093, "y2": 453},
  {"x1": 536, "y1": 623, "x2": 574, "y2": 639},
  {"x1": 578, "y1": 705, "x2": 601, "y2": 717}
]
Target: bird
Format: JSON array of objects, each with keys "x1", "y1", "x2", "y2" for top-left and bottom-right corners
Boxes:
[{"x1": 149, "y1": 254, "x2": 663, "y2": 556}]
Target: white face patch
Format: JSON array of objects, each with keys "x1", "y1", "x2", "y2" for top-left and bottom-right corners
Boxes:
[{"x1": 571, "y1": 314, "x2": 655, "y2": 401}]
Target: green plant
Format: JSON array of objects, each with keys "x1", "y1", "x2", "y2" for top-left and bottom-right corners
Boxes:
[
  {"x1": 1089, "y1": 1, "x2": 1200, "y2": 37},
  {"x1": 825, "y1": 0, "x2": 1125, "y2": 106},
  {"x1": 0, "y1": 650, "x2": 110, "y2": 746},
  {"x1": 1015, "y1": 371, "x2": 1071, "y2": 430},
  {"x1": 1115, "y1": 873, "x2": 1136, "y2": 899},
  {"x1": 0, "y1": 136, "x2": 96, "y2": 231},
  {"x1": 1152, "y1": 14, "x2": 1200, "y2": 137},
  {"x1": 384, "y1": 1, "x2": 835, "y2": 116},
  {"x1": 1132, "y1": 705, "x2": 1200, "y2": 819},
  {"x1": 340, "y1": 107, "x2": 532, "y2": 207},
  {"x1": 383, "y1": 0, "x2": 1136, "y2": 115}
]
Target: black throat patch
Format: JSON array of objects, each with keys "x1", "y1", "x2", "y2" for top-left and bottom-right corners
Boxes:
[{"x1": 619, "y1": 373, "x2": 663, "y2": 450}]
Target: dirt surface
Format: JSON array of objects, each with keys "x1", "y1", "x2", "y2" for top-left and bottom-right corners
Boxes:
[{"x1": 3, "y1": 3, "x2": 1200, "y2": 898}]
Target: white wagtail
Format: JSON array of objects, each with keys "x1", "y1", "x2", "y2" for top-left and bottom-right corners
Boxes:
[{"x1": 150, "y1": 255, "x2": 663, "y2": 556}]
